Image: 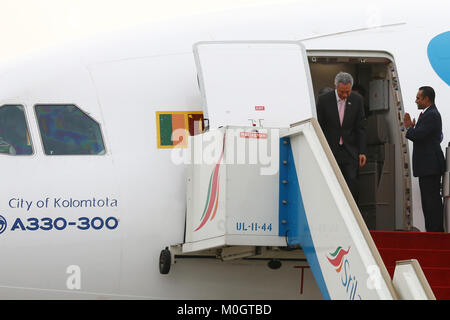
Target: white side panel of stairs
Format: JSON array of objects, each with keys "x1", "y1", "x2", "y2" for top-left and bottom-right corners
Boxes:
[{"x1": 282, "y1": 118, "x2": 398, "y2": 300}]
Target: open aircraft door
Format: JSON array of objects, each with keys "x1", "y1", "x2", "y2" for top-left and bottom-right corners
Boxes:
[
  {"x1": 193, "y1": 41, "x2": 316, "y2": 129},
  {"x1": 165, "y1": 41, "x2": 320, "y2": 257}
]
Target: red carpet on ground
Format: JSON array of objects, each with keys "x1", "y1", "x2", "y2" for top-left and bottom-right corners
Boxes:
[{"x1": 370, "y1": 230, "x2": 450, "y2": 300}]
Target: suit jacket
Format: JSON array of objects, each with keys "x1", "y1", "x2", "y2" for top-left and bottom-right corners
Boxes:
[
  {"x1": 405, "y1": 104, "x2": 445, "y2": 177},
  {"x1": 316, "y1": 90, "x2": 366, "y2": 161}
]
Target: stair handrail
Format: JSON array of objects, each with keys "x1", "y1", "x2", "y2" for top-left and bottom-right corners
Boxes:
[{"x1": 393, "y1": 259, "x2": 436, "y2": 300}]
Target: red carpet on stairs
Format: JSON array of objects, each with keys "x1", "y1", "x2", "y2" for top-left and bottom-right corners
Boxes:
[{"x1": 370, "y1": 230, "x2": 450, "y2": 300}]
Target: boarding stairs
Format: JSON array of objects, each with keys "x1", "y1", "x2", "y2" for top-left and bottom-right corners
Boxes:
[
  {"x1": 372, "y1": 230, "x2": 450, "y2": 300},
  {"x1": 161, "y1": 41, "x2": 443, "y2": 300},
  {"x1": 164, "y1": 118, "x2": 437, "y2": 300}
]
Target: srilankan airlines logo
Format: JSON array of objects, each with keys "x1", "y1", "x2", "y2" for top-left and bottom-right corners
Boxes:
[
  {"x1": 326, "y1": 246, "x2": 361, "y2": 300},
  {"x1": 194, "y1": 135, "x2": 226, "y2": 232},
  {"x1": 327, "y1": 246, "x2": 351, "y2": 272}
]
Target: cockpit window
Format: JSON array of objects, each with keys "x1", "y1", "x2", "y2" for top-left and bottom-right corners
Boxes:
[
  {"x1": 35, "y1": 104, "x2": 105, "y2": 155},
  {"x1": 0, "y1": 105, "x2": 33, "y2": 155}
]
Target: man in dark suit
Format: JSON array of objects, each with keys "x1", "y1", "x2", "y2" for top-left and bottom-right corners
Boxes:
[
  {"x1": 404, "y1": 86, "x2": 445, "y2": 232},
  {"x1": 317, "y1": 72, "x2": 367, "y2": 202}
]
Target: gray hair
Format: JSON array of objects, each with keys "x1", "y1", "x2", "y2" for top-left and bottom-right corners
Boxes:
[{"x1": 334, "y1": 72, "x2": 354, "y2": 87}]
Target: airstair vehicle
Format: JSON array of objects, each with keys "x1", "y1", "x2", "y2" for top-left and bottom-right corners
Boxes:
[{"x1": 159, "y1": 41, "x2": 441, "y2": 300}]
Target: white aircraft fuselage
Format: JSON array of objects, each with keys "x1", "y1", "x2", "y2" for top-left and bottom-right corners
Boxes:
[{"x1": 0, "y1": 0, "x2": 448, "y2": 299}]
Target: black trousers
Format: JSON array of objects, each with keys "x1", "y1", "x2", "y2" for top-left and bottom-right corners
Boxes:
[
  {"x1": 419, "y1": 175, "x2": 444, "y2": 232},
  {"x1": 335, "y1": 145, "x2": 359, "y2": 203}
]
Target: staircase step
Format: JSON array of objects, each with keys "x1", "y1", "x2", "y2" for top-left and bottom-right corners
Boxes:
[
  {"x1": 370, "y1": 230, "x2": 450, "y2": 300},
  {"x1": 432, "y1": 286, "x2": 450, "y2": 300},
  {"x1": 378, "y1": 248, "x2": 450, "y2": 268},
  {"x1": 370, "y1": 230, "x2": 450, "y2": 250},
  {"x1": 422, "y1": 268, "x2": 450, "y2": 287}
]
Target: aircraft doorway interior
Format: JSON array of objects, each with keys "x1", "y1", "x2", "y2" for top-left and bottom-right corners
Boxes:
[{"x1": 307, "y1": 52, "x2": 412, "y2": 232}]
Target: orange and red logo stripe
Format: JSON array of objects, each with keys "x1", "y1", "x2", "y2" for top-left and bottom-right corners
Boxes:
[
  {"x1": 326, "y1": 246, "x2": 351, "y2": 273},
  {"x1": 194, "y1": 135, "x2": 226, "y2": 232}
]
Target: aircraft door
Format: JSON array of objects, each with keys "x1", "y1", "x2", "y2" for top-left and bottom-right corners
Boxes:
[{"x1": 193, "y1": 41, "x2": 316, "y2": 129}]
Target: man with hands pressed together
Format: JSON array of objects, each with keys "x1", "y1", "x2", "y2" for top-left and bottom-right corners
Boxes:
[{"x1": 404, "y1": 86, "x2": 445, "y2": 232}]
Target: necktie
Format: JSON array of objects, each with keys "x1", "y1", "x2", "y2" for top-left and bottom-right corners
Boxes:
[
  {"x1": 338, "y1": 99, "x2": 345, "y2": 145},
  {"x1": 418, "y1": 112, "x2": 423, "y2": 121}
]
